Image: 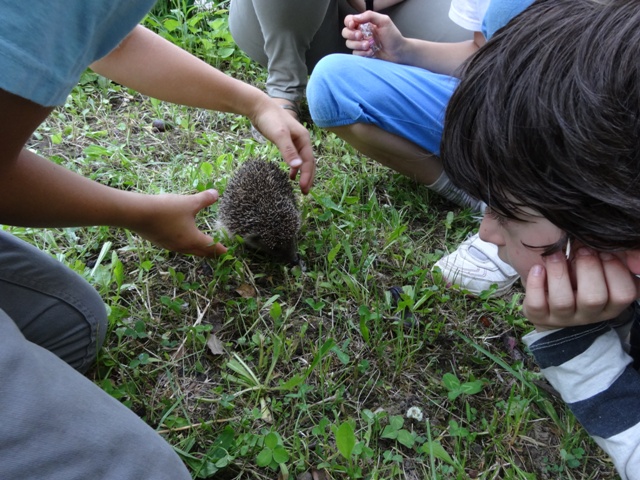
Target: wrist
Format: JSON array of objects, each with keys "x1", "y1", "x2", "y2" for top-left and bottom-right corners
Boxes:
[{"x1": 106, "y1": 190, "x2": 156, "y2": 233}]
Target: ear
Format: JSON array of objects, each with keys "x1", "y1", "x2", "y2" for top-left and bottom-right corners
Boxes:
[{"x1": 625, "y1": 250, "x2": 640, "y2": 275}]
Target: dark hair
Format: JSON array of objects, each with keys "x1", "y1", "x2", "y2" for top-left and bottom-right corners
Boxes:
[{"x1": 442, "y1": 0, "x2": 640, "y2": 252}]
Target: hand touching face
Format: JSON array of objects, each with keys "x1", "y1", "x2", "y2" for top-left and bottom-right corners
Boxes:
[{"x1": 479, "y1": 208, "x2": 640, "y2": 330}]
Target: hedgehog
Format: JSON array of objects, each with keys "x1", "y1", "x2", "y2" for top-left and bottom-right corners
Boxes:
[{"x1": 217, "y1": 159, "x2": 301, "y2": 264}]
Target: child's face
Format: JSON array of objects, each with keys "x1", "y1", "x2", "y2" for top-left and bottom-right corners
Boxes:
[
  {"x1": 479, "y1": 208, "x2": 566, "y2": 279},
  {"x1": 479, "y1": 208, "x2": 640, "y2": 280}
]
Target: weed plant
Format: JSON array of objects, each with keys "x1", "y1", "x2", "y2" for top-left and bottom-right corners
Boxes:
[{"x1": 10, "y1": 4, "x2": 620, "y2": 480}]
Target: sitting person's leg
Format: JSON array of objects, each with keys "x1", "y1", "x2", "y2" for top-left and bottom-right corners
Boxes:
[
  {"x1": 229, "y1": 0, "x2": 470, "y2": 118},
  {"x1": 0, "y1": 231, "x2": 107, "y2": 371},
  {"x1": 308, "y1": 55, "x2": 480, "y2": 203},
  {"x1": 382, "y1": 0, "x2": 472, "y2": 43},
  {"x1": 229, "y1": 0, "x2": 339, "y2": 115},
  {"x1": 307, "y1": 54, "x2": 518, "y2": 295},
  {"x1": 0, "y1": 231, "x2": 191, "y2": 479}
]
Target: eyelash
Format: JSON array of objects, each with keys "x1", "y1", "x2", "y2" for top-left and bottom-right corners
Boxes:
[{"x1": 486, "y1": 207, "x2": 509, "y2": 227}]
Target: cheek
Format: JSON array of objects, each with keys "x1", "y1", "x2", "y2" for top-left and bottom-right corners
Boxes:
[{"x1": 502, "y1": 245, "x2": 542, "y2": 279}]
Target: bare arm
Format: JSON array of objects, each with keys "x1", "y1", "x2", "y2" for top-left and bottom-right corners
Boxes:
[
  {"x1": 344, "y1": 11, "x2": 485, "y2": 76},
  {"x1": 91, "y1": 25, "x2": 315, "y2": 193},
  {"x1": 0, "y1": 89, "x2": 226, "y2": 257},
  {"x1": 394, "y1": 31, "x2": 485, "y2": 76}
]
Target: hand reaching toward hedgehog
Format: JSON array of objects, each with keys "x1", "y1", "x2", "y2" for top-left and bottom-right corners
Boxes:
[
  {"x1": 248, "y1": 97, "x2": 316, "y2": 195},
  {"x1": 127, "y1": 190, "x2": 228, "y2": 258},
  {"x1": 90, "y1": 26, "x2": 316, "y2": 196}
]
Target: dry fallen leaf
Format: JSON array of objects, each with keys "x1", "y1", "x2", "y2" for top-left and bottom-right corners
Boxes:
[
  {"x1": 206, "y1": 333, "x2": 225, "y2": 355},
  {"x1": 236, "y1": 283, "x2": 257, "y2": 298},
  {"x1": 260, "y1": 397, "x2": 273, "y2": 424}
]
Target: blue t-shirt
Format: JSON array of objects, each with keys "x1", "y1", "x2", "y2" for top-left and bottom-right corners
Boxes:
[
  {"x1": 482, "y1": 0, "x2": 535, "y2": 40},
  {"x1": 0, "y1": 0, "x2": 157, "y2": 106}
]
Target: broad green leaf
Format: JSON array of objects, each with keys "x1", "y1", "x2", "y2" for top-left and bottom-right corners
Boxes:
[
  {"x1": 460, "y1": 380, "x2": 484, "y2": 396},
  {"x1": 442, "y1": 373, "x2": 461, "y2": 391},
  {"x1": 200, "y1": 162, "x2": 213, "y2": 177},
  {"x1": 397, "y1": 429, "x2": 415, "y2": 448},
  {"x1": 256, "y1": 448, "x2": 272, "y2": 467},
  {"x1": 272, "y1": 445, "x2": 289, "y2": 464},
  {"x1": 83, "y1": 145, "x2": 112, "y2": 157},
  {"x1": 331, "y1": 345, "x2": 350, "y2": 365},
  {"x1": 359, "y1": 314, "x2": 370, "y2": 343},
  {"x1": 421, "y1": 441, "x2": 455, "y2": 465},
  {"x1": 447, "y1": 390, "x2": 462, "y2": 401},
  {"x1": 163, "y1": 18, "x2": 181, "y2": 32},
  {"x1": 389, "y1": 415, "x2": 404, "y2": 430},
  {"x1": 217, "y1": 47, "x2": 236, "y2": 58},
  {"x1": 381, "y1": 425, "x2": 398, "y2": 440},
  {"x1": 269, "y1": 302, "x2": 282, "y2": 321},
  {"x1": 264, "y1": 432, "x2": 279, "y2": 449},
  {"x1": 335, "y1": 421, "x2": 356, "y2": 459}
]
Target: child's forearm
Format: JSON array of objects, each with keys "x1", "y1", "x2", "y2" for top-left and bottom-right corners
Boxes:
[
  {"x1": 523, "y1": 323, "x2": 640, "y2": 480},
  {"x1": 90, "y1": 25, "x2": 268, "y2": 119},
  {"x1": 395, "y1": 31, "x2": 485, "y2": 76}
]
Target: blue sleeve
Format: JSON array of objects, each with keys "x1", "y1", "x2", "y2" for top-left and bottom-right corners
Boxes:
[
  {"x1": 0, "y1": 0, "x2": 156, "y2": 106},
  {"x1": 481, "y1": 0, "x2": 535, "y2": 40}
]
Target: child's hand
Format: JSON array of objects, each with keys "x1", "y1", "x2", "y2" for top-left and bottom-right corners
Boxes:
[
  {"x1": 131, "y1": 190, "x2": 227, "y2": 258},
  {"x1": 249, "y1": 99, "x2": 316, "y2": 195},
  {"x1": 524, "y1": 248, "x2": 640, "y2": 330},
  {"x1": 342, "y1": 12, "x2": 404, "y2": 61}
]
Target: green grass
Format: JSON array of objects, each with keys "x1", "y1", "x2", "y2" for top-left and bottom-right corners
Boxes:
[{"x1": 10, "y1": 4, "x2": 620, "y2": 480}]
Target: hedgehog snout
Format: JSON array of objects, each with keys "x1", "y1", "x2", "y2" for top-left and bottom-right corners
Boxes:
[{"x1": 244, "y1": 234, "x2": 299, "y2": 265}]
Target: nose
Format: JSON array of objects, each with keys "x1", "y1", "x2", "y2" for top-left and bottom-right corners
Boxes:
[{"x1": 478, "y1": 214, "x2": 505, "y2": 247}]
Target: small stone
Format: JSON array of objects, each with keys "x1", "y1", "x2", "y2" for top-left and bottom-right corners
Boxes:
[{"x1": 152, "y1": 119, "x2": 166, "y2": 132}]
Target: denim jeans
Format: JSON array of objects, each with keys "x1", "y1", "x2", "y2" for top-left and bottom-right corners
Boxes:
[{"x1": 0, "y1": 231, "x2": 190, "y2": 479}]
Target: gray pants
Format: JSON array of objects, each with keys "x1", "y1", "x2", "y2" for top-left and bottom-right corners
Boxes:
[
  {"x1": 228, "y1": 0, "x2": 470, "y2": 102},
  {"x1": 0, "y1": 231, "x2": 190, "y2": 480}
]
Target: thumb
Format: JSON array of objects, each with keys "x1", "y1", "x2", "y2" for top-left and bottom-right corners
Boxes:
[
  {"x1": 193, "y1": 189, "x2": 228, "y2": 257},
  {"x1": 195, "y1": 189, "x2": 220, "y2": 210}
]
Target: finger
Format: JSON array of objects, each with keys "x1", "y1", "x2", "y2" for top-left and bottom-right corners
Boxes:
[
  {"x1": 193, "y1": 188, "x2": 219, "y2": 211},
  {"x1": 193, "y1": 238, "x2": 228, "y2": 258},
  {"x1": 275, "y1": 124, "x2": 316, "y2": 195},
  {"x1": 352, "y1": 47, "x2": 376, "y2": 57},
  {"x1": 352, "y1": 12, "x2": 378, "y2": 25},
  {"x1": 178, "y1": 227, "x2": 227, "y2": 258},
  {"x1": 192, "y1": 190, "x2": 227, "y2": 256},
  {"x1": 599, "y1": 251, "x2": 640, "y2": 318},
  {"x1": 544, "y1": 251, "x2": 576, "y2": 318},
  {"x1": 292, "y1": 143, "x2": 315, "y2": 195},
  {"x1": 573, "y1": 247, "x2": 609, "y2": 321},
  {"x1": 342, "y1": 25, "x2": 362, "y2": 41},
  {"x1": 344, "y1": 15, "x2": 357, "y2": 29},
  {"x1": 523, "y1": 264, "x2": 550, "y2": 325},
  {"x1": 345, "y1": 37, "x2": 374, "y2": 52}
]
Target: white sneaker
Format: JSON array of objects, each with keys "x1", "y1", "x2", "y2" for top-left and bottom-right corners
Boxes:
[{"x1": 433, "y1": 233, "x2": 519, "y2": 297}]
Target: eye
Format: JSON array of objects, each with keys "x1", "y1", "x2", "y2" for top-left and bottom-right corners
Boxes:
[{"x1": 486, "y1": 207, "x2": 509, "y2": 227}]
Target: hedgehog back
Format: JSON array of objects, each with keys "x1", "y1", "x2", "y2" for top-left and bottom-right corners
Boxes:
[{"x1": 218, "y1": 160, "x2": 300, "y2": 255}]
